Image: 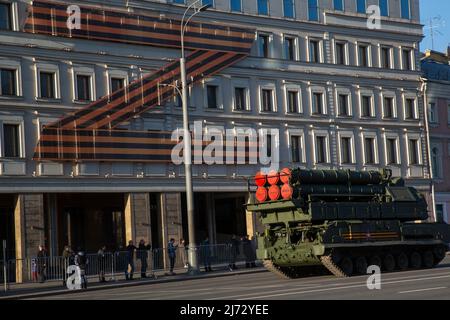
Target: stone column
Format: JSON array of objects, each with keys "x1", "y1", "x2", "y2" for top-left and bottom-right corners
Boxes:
[
  {"x1": 14, "y1": 194, "x2": 45, "y2": 283},
  {"x1": 124, "y1": 193, "x2": 151, "y2": 245}
]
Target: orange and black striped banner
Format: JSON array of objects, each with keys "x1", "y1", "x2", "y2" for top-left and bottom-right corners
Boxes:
[{"x1": 24, "y1": 0, "x2": 255, "y2": 162}]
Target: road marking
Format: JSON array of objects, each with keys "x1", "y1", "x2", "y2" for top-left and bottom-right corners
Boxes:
[{"x1": 399, "y1": 287, "x2": 447, "y2": 294}]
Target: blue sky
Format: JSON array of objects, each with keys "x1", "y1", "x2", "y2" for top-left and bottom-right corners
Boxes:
[{"x1": 420, "y1": 0, "x2": 450, "y2": 52}]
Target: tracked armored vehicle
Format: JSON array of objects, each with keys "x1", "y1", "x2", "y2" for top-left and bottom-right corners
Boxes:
[{"x1": 247, "y1": 168, "x2": 450, "y2": 278}]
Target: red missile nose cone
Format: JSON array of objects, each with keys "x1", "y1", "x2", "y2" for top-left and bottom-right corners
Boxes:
[
  {"x1": 281, "y1": 184, "x2": 293, "y2": 200},
  {"x1": 256, "y1": 187, "x2": 268, "y2": 203},
  {"x1": 255, "y1": 172, "x2": 267, "y2": 187},
  {"x1": 268, "y1": 185, "x2": 281, "y2": 201},
  {"x1": 267, "y1": 170, "x2": 280, "y2": 186},
  {"x1": 280, "y1": 168, "x2": 292, "y2": 184}
]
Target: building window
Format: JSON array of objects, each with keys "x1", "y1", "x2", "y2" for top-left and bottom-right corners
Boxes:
[
  {"x1": 361, "y1": 95, "x2": 373, "y2": 117},
  {"x1": 234, "y1": 87, "x2": 247, "y2": 111},
  {"x1": 287, "y1": 90, "x2": 299, "y2": 113},
  {"x1": 448, "y1": 104, "x2": 450, "y2": 125},
  {"x1": 383, "y1": 97, "x2": 395, "y2": 119},
  {"x1": 316, "y1": 136, "x2": 327, "y2": 164},
  {"x1": 381, "y1": 47, "x2": 391, "y2": 68},
  {"x1": 0, "y1": 68, "x2": 16, "y2": 96},
  {"x1": 308, "y1": 0, "x2": 319, "y2": 21},
  {"x1": 402, "y1": 49, "x2": 413, "y2": 70},
  {"x1": 309, "y1": 40, "x2": 320, "y2": 63},
  {"x1": 334, "y1": 0, "x2": 344, "y2": 11},
  {"x1": 283, "y1": 0, "x2": 295, "y2": 18},
  {"x1": 111, "y1": 77, "x2": 125, "y2": 93},
  {"x1": 291, "y1": 135, "x2": 302, "y2": 163},
  {"x1": 405, "y1": 98, "x2": 416, "y2": 120},
  {"x1": 436, "y1": 204, "x2": 444, "y2": 223},
  {"x1": 230, "y1": 0, "x2": 242, "y2": 12},
  {"x1": 364, "y1": 137, "x2": 376, "y2": 164},
  {"x1": 173, "y1": 0, "x2": 185, "y2": 3},
  {"x1": 358, "y1": 44, "x2": 369, "y2": 67},
  {"x1": 284, "y1": 37, "x2": 296, "y2": 60},
  {"x1": 76, "y1": 75, "x2": 92, "y2": 101},
  {"x1": 386, "y1": 138, "x2": 398, "y2": 165},
  {"x1": 261, "y1": 89, "x2": 274, "y2": 112},
  {"x1": 401, "y1": 0, "x2": 410, "y2": 19},
  {"x1": 39, "y1": 71, "x2": 56, "y2": 99},
  {"x1": 207, "y1": 85, "x2": 218, "y2": 109},
  {"x1": 341, "y1": 137, "x2": 352, "y2": 164},
  {"x1": 356, "y1": 0, "x2": 366, "y2": 13},
  {"x1": 258, "y1": 0, "x2": 269, "y2": 15},
  {"x1": 432, "y1": 147, "x2": 441, "y2": 179},
  {"x1": 429, "y1": 103, "x2": 437, "y2": 123},
  {"x1": 379, "y1": 0, "x2": 389, "y2": 16},
  {"x1": 0, "y1": 3, "x2": 11, "y2": 31},
  {"x1": 3, "y1": 123, "x2": 20, "y2": 158},
  {"x1": 312, "y1": 92, "x2": 324, "y2": 115},
  {"x1": 202, "y1": 0, "x2": 213, "y2": 6},
  {"x1": 266, "y1": 134, "x2": 272, "y2": 157},
  {"x1": 408, "y1": 139, "x2": 419, "y2": 165},
  {"x1": 335, "y1": 42, "x2": 346, "y2": 65},
  {"x1": 338, "y1": 94, "x2": 349, "y2": 116},
  {"x1": 259, "y1": 34, "x2": 269, "y2": 58}
]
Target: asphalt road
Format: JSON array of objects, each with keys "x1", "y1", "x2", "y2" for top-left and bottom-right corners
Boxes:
[{"x1": 29, "y1": 256, "x2": 450, "y2": 300}]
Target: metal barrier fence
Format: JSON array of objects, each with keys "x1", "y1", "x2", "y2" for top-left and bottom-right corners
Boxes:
[{"x1": 0, "y1": 243, "x2": 257, "y2": 288}]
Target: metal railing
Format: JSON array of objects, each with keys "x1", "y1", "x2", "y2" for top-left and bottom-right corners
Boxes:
[{"x1": 0, "y1": 243, "x2": 258, "y2": 289}]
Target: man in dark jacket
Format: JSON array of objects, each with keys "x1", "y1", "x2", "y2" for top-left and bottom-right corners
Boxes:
[
  {"x1": 37, "y1": 245, "x2": 47, "y2": 283},
  {"x1": 125, "y1": 240, "x2": 137, "y2": 280},
  {"x1": 137, "y1": 240, "x2": 151, "y2": 278},
  {"x1": 242, "y1": 235, "x2": 254, "y2": 268},
  {"x1": 97, "y1": 246, "x2": 107, "y2": 282},
  {"x1": 201, "y1": 237, "x2": 212, "y2": 272},
  {"x1": 228, "y1": 235, "x2": 240, "y2": 271},
  {"x1": 167, "y1": 239, "x2": 178, "y2": 275}
]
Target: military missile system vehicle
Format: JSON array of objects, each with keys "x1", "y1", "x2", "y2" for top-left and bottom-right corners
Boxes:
[{"x1": 247, "y1": 168, "x2": 450, "y2": 278}]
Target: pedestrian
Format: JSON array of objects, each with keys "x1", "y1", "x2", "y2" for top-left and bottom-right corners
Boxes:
[
  {"x1": 36, "y1": 245, "x2": 47, "y2": 283},
  {"x1": 138, "y1": 239, "x2": 151, "y2": 278},
  {"x1": 125, "y1": 240, "x2": 137, "y2": 280},
  {"x1": 250, "y1": 236, "x2": 257, "y2": 268},
  {"x1": 97, "y1": 246, "x2": 107, "y2": 283},
  {"x1": 75, "y1": 249, "x2": 88, "y2": 289},
  {"x1": 167, "y1": 238, "x2": 178, "y2": 275},
  {"x1": 62, "y1": 245, "x2": 73, "y2": 286},
  {"x1": 179, "y1": 239, "x2": 189, "y2": 269},
  {"x1": 242, "y1": 235, "x2": 253, "y2": 268},
  {"x1": 228, "y1": 235, "x2": 240, "y2": 271},
  {"x1": 201, "y1": 236, "x2": 212, "y2": 272}
]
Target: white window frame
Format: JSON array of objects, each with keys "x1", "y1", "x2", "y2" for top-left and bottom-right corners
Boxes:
[
  {"x1": 203, "y1": 77, "x2": 224, "y2": 110},
  {"x1": 338, "y1": 131, "x2": 356, "y2": 165},
  {"x1": 309, "y1": 86, "x2": 327, "y2": 115},
  {"x1": 307, "y1": 37, "x2": 323, "y2": 63},
  {"x1": 431, "y1": 142, "x2": 443, "y2": 179},
  {"x1": 312, "y1": 130, "x2": 330, "y2": 164},
  {"x1": 361, "y1": 132, "x2": 379, "y2": 165},
  {"x1": 379, "y1": 45, "x2": 394, "y2": 69},
  {"x1": 335, "y1": 87, "x2": 352, "y2": 117},
  {"x1": 381, "y1": 91, "x2": 397, "y2": 119},
  {"x1": 259, "y1": 81, "x2": 277, "y2": 113},
  {"x1": 429, "y1": 102, "x2": 437, "y2": 124},
  {"x1": 107, "y1": 69, "x2": 129, "y2": 96},
  {"x1": 257, "y1": 32, "x2": 273, "y2": 58},
  {"x1": 35, "y1": 63, "x2": 61, "y2": 100},
  {"x1": 359, "y1": 90, "x2": 375, "y2": 118},
  {"x1": 0, "y1": 116, "x2": 25, "y2": 158},
  {"x1": 282, "y1": 34, "x2": 298, "y2": 61},
  {"x1": 356, "y1": 42, "x2": 372, "y2": 67},
  {"x1": 333, "y1": 40, "x2": 349, "y2": 65},
  {"x1": 403, "y1": 94, "x2": 418, "y2": 120},
  {"x1": 384, "y1": 134, "x2": 401, "y2": 165},
  {"x1": 284, "y1": 83, "x2": 302, "y2": 114},
  {"x1": 72, "y1": 66, "x2": 96, "y2": 102},
  {"x1": 231, "y1": 78, "x2": 251, "y2": 112},
  {"x1": 0, "y1": 58, "x2": 22, "y2": 96},
  {"x1": 406, "y1": 133, "x2": 422, "y2": 166},
  {"x1": 400, "y1": 46, "x2": 415, "y2": 71},
  {"x1": 288, "y1": 129, "x2": 306, "y2": 163}
]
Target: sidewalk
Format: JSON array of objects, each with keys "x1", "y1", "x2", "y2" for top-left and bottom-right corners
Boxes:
[{"x1": 0, "y1": 263, "x2": 265, "y2": 300}]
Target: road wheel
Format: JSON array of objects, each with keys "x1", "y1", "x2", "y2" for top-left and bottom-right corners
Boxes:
[
  {"x1": 369, "y1": 255, "x2": 382, "y2": 268},
  {"x1": 397, "y1": 252, "x2": 409, "y2": 271},
  {"x1": 355, "y1": 256, "x2": 368, "y2": 275},
  {"x1": 422, "y1": 251, "x2": 434, "y2": 269},
  {"x1": 339, "y1": 256, "x2": 354, "y2": 276},
  {"x1": 383, "y1": 254, "x2": 396, "y2": 272},
  {"x1": 410, "y1": 252, "x2": 422, "y2": 269}
]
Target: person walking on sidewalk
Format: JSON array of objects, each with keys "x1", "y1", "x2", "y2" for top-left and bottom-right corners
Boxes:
[
  {"x1": 62, "y1": 245, "x2": 74, "y2": 286},
  {"x1": 201, "y1": 236, "x2": 212, "y2": 272},
  {"x1": 125, "y1": 240, "x2": 137, "y2": 280},
  {"x1": 138, "y1": 239, "x2": 151, "y2": 279},
  {"x1": 228, "y1": 235, "x2": 240, "y2": 271},
  {"x1": 37, "y1": 245, "x2": 48, "y2": 283},
  {"x1": 75, "y1": 249, "x2": 88, "y2": 289},
  {"x1": 179, "y1": 239, "x2": 189, "y2": 269},
  {"x1": 97, "y1": 246, "x2": 107, "y2": 283},
  {"x1": 242, "y1": 235, "x2": 254, "y2": 268},
  {"x1": 167, "y1": 238, "x2": 178, "y2": 275}
]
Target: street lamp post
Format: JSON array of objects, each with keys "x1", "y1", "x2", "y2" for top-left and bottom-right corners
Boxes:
[{"x1": 180, "y1": 1, "x2": 210, "y2": 274}]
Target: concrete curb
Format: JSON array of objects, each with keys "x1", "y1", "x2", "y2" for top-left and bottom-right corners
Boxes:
[{"x1": 0, "y1": 268, "x2": 267, "y2": 300}]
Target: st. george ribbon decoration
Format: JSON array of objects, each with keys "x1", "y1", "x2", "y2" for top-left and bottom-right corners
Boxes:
[{"x1": 24, "y1": 0, "x2": 255, "y2": 162}]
